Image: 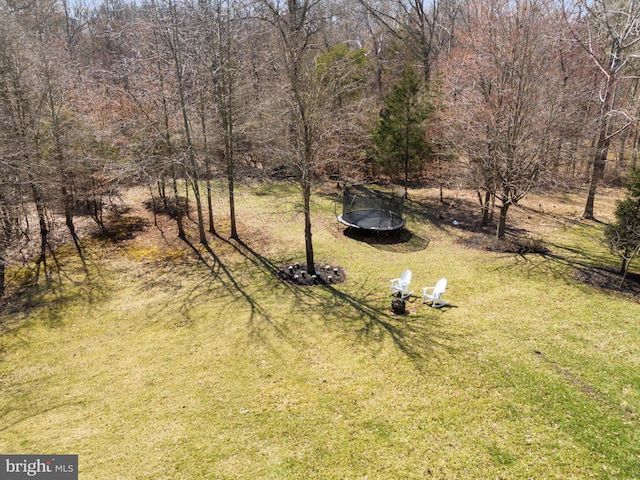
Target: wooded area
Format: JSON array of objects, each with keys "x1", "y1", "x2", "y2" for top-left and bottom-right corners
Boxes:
[{"x1": 2, "y1": 0, "x2": 640, "y2": 295}]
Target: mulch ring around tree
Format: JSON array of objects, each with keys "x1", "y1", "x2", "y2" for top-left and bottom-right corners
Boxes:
[{"x1": 277, "y1": 263, "x2": 346, "y2": 286}]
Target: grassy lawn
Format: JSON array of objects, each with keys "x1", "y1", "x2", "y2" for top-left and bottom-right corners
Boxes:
[{"x1": 1, "y1": 181, "x2": 639, "y2": 479}]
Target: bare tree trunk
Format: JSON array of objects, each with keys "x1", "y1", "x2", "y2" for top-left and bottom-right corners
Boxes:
[
  {"x1": 172, "y1": 177, "x2": 186, "y2": 239},
  {"x1": 213, "y1": 0, "x2": 238, "y2": 240},
  {"x1": 632, "y1": 126, "x2": 639, "y2": 171},
  {"x1": 156, "y1": 0, "x2": 208, "y2": 244},
  {"x1": 198, "y1": 100, "x2": 216, "y2": 235},
  {"x1": 584, "y1": 71, "x2": 617, "y2": 219},
  {"x1": 0, "y1": 211, "x2": 9, "y2": 297},
  {"x1": 184, "y1": 179, "x2": 191, "y2": 221},
  {"x1": 567, "y1": 0, "x2": 640, "y2": 219},
  {"x1": 0, "y1": 249, "x2": 5, "y2": 297},
  {"x1": 40, "y1": 31, "x2": 85, "y2": 263},
  {"x1": 219, "y1": 46, "x2": 238, "y2": 239},
  {"x1": 496, "y1": 202, "x2": 510, "y2": 239},
  {"x1": 261, "y1": 0, "x2": 321, "y2": 269},
  {"x1": 226, "y1": 133, "x2": 238, "y2": 240},
  {"x1": 584, "y1": 124, "x2": 612, "y2": 219},
  {"x1": 91, "y1": 179, "x2": 106, "y2": 233},
  {"x1": 158, "y1": 179, "x2": 167, "y2": 206},
  {"x1": 478, "y1": 190, "x2": 492, "y2": 226},
  {"x1": 62, "y1": 185, "x2": 84, "y2": 261},
  {"x1": 404, "y1": 135, "x2": 410, "y2": 196},
  {"x1": 149, "y1": 184, "x2": 159, "y2": 228},
  {"x1": 32, "y1": 183, "x2": 49, "y2": 285},
  {"x1": 617, "y1": 127, "x2": 630, "y2": 173},
  {"x1": 205, "y1": 161, "x2": 216, "y2": 235},
  {"x1": 303, "y1": 176, "x2": 314, "y2": 270}
]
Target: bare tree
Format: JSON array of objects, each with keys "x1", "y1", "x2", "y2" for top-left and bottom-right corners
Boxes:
[
  {"x1": 148, "y1": 0, "x2": 208, "y2": 244},
  {"x1": 0, "y1": 156, "x2": 21, "y2": 296},
  {"x1": 257, "y1": 0, "x2": 371, "y2": 268},
  {"x1": 564, "y1": 0, "x2": 640, "y2": 219},
  {"x1": 37, "y1": 33, "x2": 85, "y2": 258},
  {"x1": 193, "y1": 0, "x2": 243, "y2": 240},
  {"x1": 356, "y1": 0, "x2": 460, "y2": 84},
  {"x1": 444, "y1": 0, "x2": 576, "y2": 238},
  {"x1": 257, "y1": 0, "x2": 326, "y2": 270},
  {"x1": 0, "y1": 3, "x2": 55, "y2": 285}
]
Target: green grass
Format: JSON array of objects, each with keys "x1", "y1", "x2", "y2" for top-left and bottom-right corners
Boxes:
[{"x1": 1, "y1": 181, "x2": 639, "y2": 479}]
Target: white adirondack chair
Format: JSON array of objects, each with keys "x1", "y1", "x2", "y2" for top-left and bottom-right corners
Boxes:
[
  {"x1": 422, "y1": 278, "x2": 449, "y2": 308},
  {"x1": 390, "y1": 269, "x2": 413, "y2": 299}
]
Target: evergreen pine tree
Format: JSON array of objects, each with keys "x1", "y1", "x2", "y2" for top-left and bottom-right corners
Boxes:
[
  {"x1": 604, "y1": 168, "x2": 640, "y2": 282},
  {"x1": 372, "y1": 66, "x2": 433, "y2": 193}
]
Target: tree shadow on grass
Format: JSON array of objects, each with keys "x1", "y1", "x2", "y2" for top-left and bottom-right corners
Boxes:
[
  {"x1": 91, "y1": 214, "x2": 150, "y2": 243},
  {"x1": 0, "y1": 398, "x2": 83, "y2": 434},
  {"x1": 0, "y1": 209, "x2": 150, "y2": 335},
  {"x1": 0, "y1": 366, "x2": 91, "y2": 434},
  {"x1": 215, "y1": 236, "x2": 459, "y2": 367},
  {"x1": 342, "y1": 227, "x2": 430, "y2": 253},
  {"x1": 574, "y1": 267, "x2": 640, "y2": 297},
  {"x1": 319, "y1": 284, "x2": 460, "y2": 366},
  {"x1": 405, "y1": 196, "x2": 488, "y2": 234},
  {"x1": 168, "y1": 236, "x2": 298, "y2": 351},
  {"x1": 488, "y1": 242, "x2": 590, "y2": 281},
  {"x1": 135, "y1": 223, "x2": 458, "y2": 368},
  {"x1": 486, "y1": 237, "x2": 640, "y2": 299},
  {"x1": 1, "y1": 263, "x2": 111, "y2": 340},
  {"x1": 546, "y1": 241, "x2": 614, "y2": 267}
]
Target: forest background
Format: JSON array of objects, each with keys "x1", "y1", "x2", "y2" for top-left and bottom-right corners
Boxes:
[{"x1": 2, "y1": 0, "x2": 640, "y2": 295}]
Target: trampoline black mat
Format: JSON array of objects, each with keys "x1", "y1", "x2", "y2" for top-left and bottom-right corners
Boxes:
[{"x1": 338, "y1": 210, "x2": 405, "y2": 231}]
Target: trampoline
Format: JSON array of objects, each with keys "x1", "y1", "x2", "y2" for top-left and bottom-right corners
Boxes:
[{"x1": 337, "y1": 185, "x2": 406, "y2": 231}]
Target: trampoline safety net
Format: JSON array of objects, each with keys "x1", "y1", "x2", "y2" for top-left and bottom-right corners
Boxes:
[{"x1": 338, "y1": 185, "x2": 406, "y2": 231}]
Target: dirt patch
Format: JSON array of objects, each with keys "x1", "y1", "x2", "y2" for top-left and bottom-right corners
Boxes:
[
  {"x1": 277, "y1": 263, "x2": 346, "y2": 286},
  {"x1": 575, "y1": 267, "x2": 640, "y2": 299}
]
